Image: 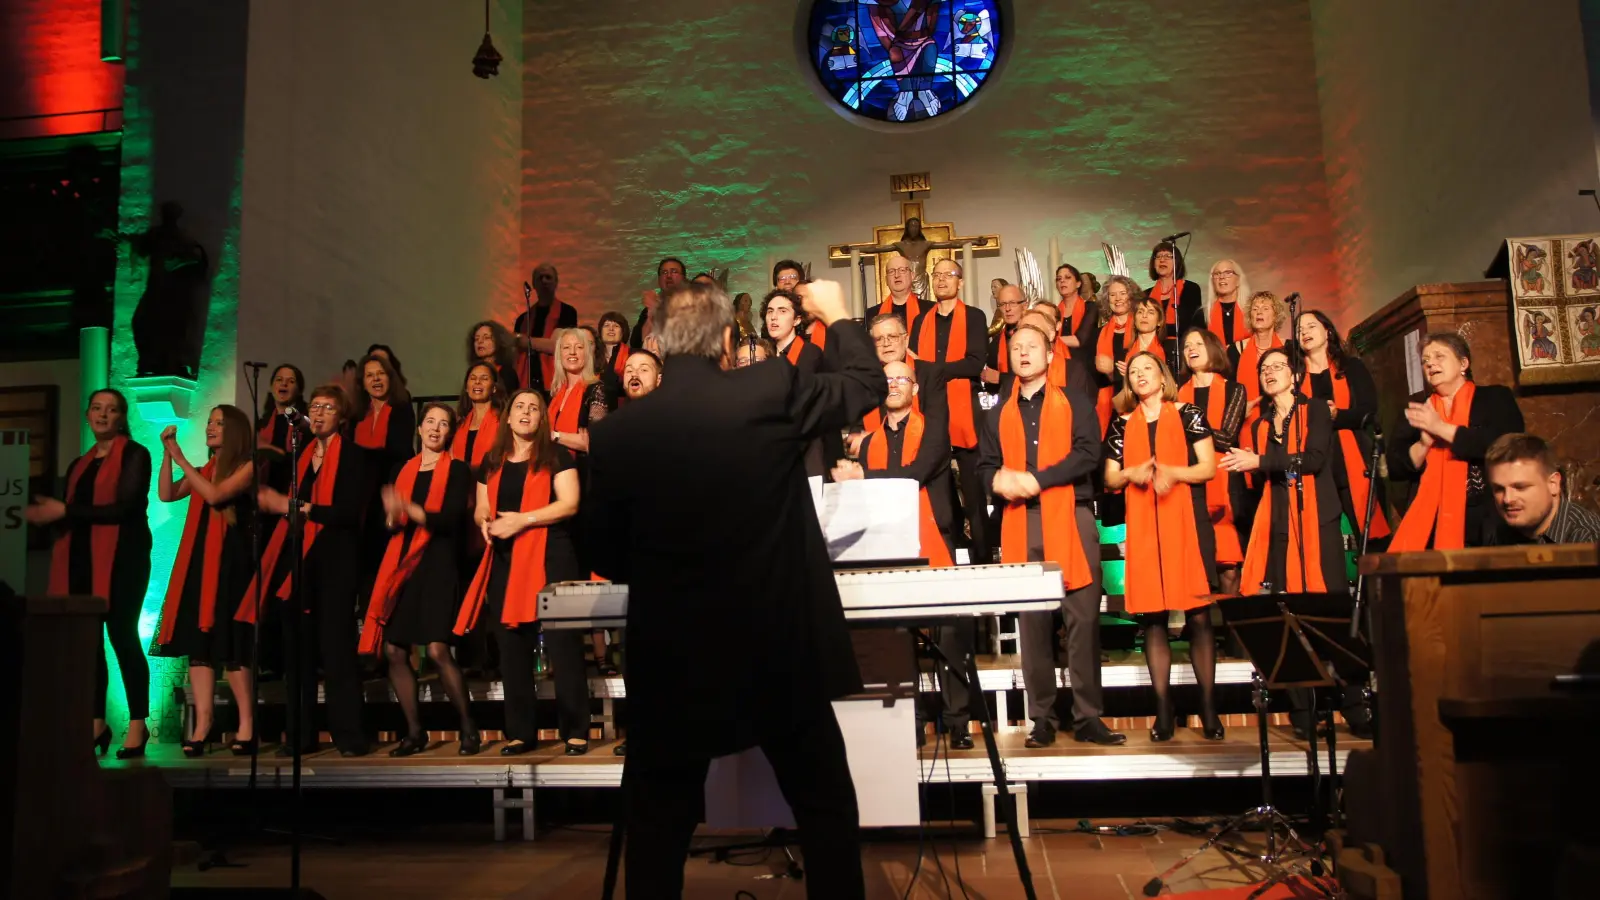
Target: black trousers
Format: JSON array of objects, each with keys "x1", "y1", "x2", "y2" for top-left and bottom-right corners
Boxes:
[
  {"x1": 951, "y1": 446, "x2": 990, "y2": 563},
  {"x1": 96, "y1": 581, "x2": 151, "y2": 720},
  {"x1": 280, "y1": 573, "x2": 366, "y2": 751},
  {"x1": 495, "y1": 623, "x2": 589, "y2": 743},
  {"x1": 922, "y1": 621, "x2": 975, "y2": 732},
  {"x1": 624, "y1": 701, "x2": 864, "y2": 899},
  {"x1": 1018, "y1": 503, "x2": 1104, "y2": 732}
]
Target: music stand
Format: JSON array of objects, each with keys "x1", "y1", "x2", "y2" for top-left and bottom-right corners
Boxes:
[{"x1": 1144, "y1": 593, "x2": 1370, "y2": 900}]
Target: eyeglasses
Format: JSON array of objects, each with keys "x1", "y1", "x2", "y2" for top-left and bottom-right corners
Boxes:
[
  {"x1": 1259, "y1": 363, "x2": 1291, "y2": 374},
  {"x1": 886, "y1": 267, "x2": 912, "y2": 276},
  {"x1": 998, "y1": 301, "x2": 1023, "y2": 309},
  {"x1": 873, "y1": 333, "x2": 906, "y2": 345},
  {"x1": 886, "y1": 376, "x2": 914, "y2": 386},
  {"x1": 1214, "y1": 270, "x2": 1237, "y2": 278},
  {"x1": 309, "y1": 402, "x2": 340, "y2": 413},
  {"x1": 1155, "y1": 253, "x2": 1174, "y2": 261},
  {"x1": 932, "y1": 271, "x2": 959, "y2": 281}
]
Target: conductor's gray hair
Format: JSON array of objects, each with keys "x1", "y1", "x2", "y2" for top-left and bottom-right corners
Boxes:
[
  {"x1": 868, "y1": 312, "x2": 908, "y2": 334},
  {"x1": 657, "y1": 282, "x2": 734, "y2": 361}
]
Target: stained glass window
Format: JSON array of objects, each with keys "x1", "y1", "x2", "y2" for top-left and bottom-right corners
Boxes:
[{"x1": 808, "y1": 1, "x2": 1001, "y2": 123}]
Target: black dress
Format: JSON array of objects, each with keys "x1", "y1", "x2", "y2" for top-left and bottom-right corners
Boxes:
[
  {"x1": 1303, "y1": 359, "x2": 1383, "y2": 531},
  {"x1": 1253, "y1": 399, "x2": 1347, "y2": 594},
  {"x1": 1104, "y1": 402, "x2": 1219, "y2": 591},
  {"x1": 155, "y1": 492, "x2": 257, "y2": 668},
  {"x1": 381, "y1": 458, "x2": 474, "y2": 647},
  {"x1": 485, "y1": 451, "x2": 584, "y2": 606}
]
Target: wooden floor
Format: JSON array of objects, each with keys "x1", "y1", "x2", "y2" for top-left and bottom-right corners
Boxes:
[{"x1": 170, "y1": 821, "x2": 1317, "y2": 899}]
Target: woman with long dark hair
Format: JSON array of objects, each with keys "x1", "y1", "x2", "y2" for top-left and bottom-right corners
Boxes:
[
  {"x1": 453, "y1": 389, "x2": 592, "y2": 755},
  {"x1": 1386, "y1": 333, "x2": 1525, "y2": 550},
  {"x1": 154, "y1": 404, "x2": 258, "y2": 756},
  {"x1": 257, "y1": 364, "x2": 308, "y2": 495},
  {"x1": 468, "y1": 320, "x2": 521, "y2": 395},
  {"x1": 1147, "y1": 241, "x2": 1203, "y2": 369},
  {"x1": 1295, "y1": 310, "x2": 1389, "y2": 544},
  {"x1": 1178, "y1": 327, "x2": 1248, "y2": 594},
  {"x1": 1104, "y1": 352, "x2": 1223, "y2": 742},
  {"x1": 598, "y1": 312, "x2": 632, "y2": 378},
  {"x1": 361, "y1": 403, "x2": 479, "y2": 756},
  {"x1": 451, "y1": 362, "x2": 505, "y2": 469},
  {"x1": 25, "y1": 389, "x2": 152, "y2": 758}
]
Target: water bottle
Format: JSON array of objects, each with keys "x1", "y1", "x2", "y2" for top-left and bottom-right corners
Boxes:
[{"x1": 534, "y1": 633, "x2": 548, "y2": 678}]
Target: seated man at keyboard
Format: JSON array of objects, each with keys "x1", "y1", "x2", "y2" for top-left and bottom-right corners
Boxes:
[
  {"x1": 586, "y1": 278, "x2": 884, "y2": 899},
  {"x1": 833, "y1": 360, "x2": 975, "y2": 749}
]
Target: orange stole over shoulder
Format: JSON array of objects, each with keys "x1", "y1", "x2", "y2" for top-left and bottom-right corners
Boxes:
[
  {"x1": 878, "y1": 293, "x2": 922, "y2": 324},
  {"x1": 359, "y1": 455, "x2": 456, "y2": 653},
  {"x1": 236, "y1": 434, "x2": 344, "y2": 623},
  {"x1": 807, "y1": 320, "x2": 828, "y2": 351},
  {"x1": 1177, "y1": 379, "x2": 1242, "y2": 564},
  {"x1": 1048, "y1": 337, "x2": 1070, "y2": 388},
  {"x1": 1094, "y1": 318, "x2": 1131, "y2": 435},
  {"x1": 1300, "y1": 367, "x2": 1390, "y2": 540},
  {"x1": 450, "y1": 406, "x2": 500, "y2": 467},
  {"x1": 354, "y1": 401, "x2": 392, "y2": 450},
  {"x1": 1121, "y1": 403, "x2": 1212, "y2": 612},
  {"x1": 1240, "y1": 405, "x2": 1328, "y2": 594},
  {"x1": 863, "y1": 409, "x2": 952, "y2": 568},
  {"x1": 49, "y1": 435, "x2": 129, "y2": 599},
  {"x1": 157, "y1": 460, "x2": 228, "y2": 644},
  {"x1": 996, "y1": 325, "x2": 1011, "y2": 374},
  {"x1": 1058, "y1": 295, "x2": 1087, "y2": 348},
  {"x1": 515, "y1": 302, "x2": 567, "y2": 387},
  {"x1": 997, "y1": 381, "x2": 1093, "y2": 590},
  {"x1": 1208, "y1": 300, "x2": 1250, "y2": 344},
  {"x1": 783, "y1": 337, "x2": 805, "y2": 365},
  {"x1": 610, "y1": 344, "x2": 630, "y2": 377},
  {"x1": 1153, "y1": 279, "x2": 1188, "y2": 327},
  {"x1": 551, "y1": 381, "x2": 585, "y2": 434},
  {"x1": 1235, "y1": 334, "x2": 1285, "y2": 404},
  {"x1": 1388, "y1": 381, "x2": 1475, "y2": 552},
  {"x1": 917, "y1": 302, "x2": 977, "y2": 447},
  {"x1": 454, "y1": 463, "x2": 552, "y2": 632}
]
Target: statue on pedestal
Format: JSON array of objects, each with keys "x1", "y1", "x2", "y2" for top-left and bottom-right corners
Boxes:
[{"x1": 112, "y1": 202, "x2": 210, "y2": 380}]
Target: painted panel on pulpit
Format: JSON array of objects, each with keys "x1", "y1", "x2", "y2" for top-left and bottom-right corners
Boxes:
[
  {"x1": 808, "y1": 1, "x2": 1001, "y2": 123},
  {"x1": 1505, "y1": 234, "x2": 1600, "y2": 384}
]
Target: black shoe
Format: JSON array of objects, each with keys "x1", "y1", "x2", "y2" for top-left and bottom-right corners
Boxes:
[
  {"x1": 230, "y1": 736, "x2": 259, "y2": 756},
  {"x1": 459, "y1": 728, "x2": 483, "y2": 756},
  {"x1": 947, "y1": 731, "x2": 975, "y2": 751},
  {"x1": 93, "y1": 727, "x2": 112, "y2": 757},
  {"x1": 613, "y1": 741, "x2": 627, "y2": 756},
  {"x1": 1074, "y1": 721, "x2": 1128, "y2": 746},
  {"x1": 116, "y1": 731, "x2": 151, "y2": 760},
  {"x1": 1201, "y1": 711, "x2": 1226, "y2": 742},
  {"x1": 389, "y1": 732, "x2": 428, "y2": 758},
  {"x1": 1024, "y1": 725, "x2": 1056, "y2": 749},
  {"x1": 1347, "y1": 717, "x2": 1374, "y2": 741},
  {"x1": 1150, "y1": 701, "x2": 1176, "y2": 743},
  {"x1": 182, "y1": 739, "x2": 209, "y2": 758},
  {"x1": 338, "y1": 743, "x2": 370, "y2": 758},
  {"x1": 500, "y1": 739, "x2": 535, "y2": 756},
  {"x1": 565, "y1": 739, "x2": 589, "y2": 756}
]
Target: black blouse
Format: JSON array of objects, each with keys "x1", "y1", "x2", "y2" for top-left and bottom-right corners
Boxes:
[
  {"x1": 1105, "y1": 403, "x2": 1210, "y2": 466},
  {"x1": 1188, "y1": 381, "x2": 1249, "y2": 453}
]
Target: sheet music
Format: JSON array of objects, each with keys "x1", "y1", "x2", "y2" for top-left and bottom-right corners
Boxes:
[
  {"x1": 1403, "y1": 329, "x2": 1424, "y2": 395},
  {"x1": 810, "y1": 477, "x2": 920, "y2": 561}
]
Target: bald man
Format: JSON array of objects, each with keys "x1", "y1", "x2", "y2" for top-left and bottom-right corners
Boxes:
[
  {"x1": 983, "y1": 284, "x2": 1029, "y2": 388},
  {"x1": 871, "y1": 253, "x2": 924, "y2": 328}
]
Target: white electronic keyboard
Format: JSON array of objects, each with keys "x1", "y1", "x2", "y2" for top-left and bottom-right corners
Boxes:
[{"x1": 537, "y1": 562, "x2": 1066, "y2": 629}]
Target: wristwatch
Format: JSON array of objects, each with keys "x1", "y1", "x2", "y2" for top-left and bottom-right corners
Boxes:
[{"x1": 553, "y1": 430, "x2": 563, "y2": 442}]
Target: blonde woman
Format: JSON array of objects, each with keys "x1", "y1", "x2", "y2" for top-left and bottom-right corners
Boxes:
[
  {"x1": 1229, "y1": 291, "x2": 1288, "y2": 405},
  {"x1": 1203, "y1": 260, "x2": 1253, "y2": 345}
]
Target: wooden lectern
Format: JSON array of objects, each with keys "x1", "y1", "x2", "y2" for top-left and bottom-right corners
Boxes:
[{"x1": 1361, "y1": 545, "x2": 1600, "y2": 900}]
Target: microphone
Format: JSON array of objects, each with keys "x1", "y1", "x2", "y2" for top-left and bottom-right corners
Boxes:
[
  {"x1": 523, "y1": 281, "x2": 533, "y2": 300},
  {"x1": 1283, "y1": 292, "x2": 1302, "y2": 306},
  {"x1": 1162, "y1": 231, "x2": 1192, "y2": 242},
  {"x1": 244, "y1": 360, "x2": 269, "y2": 369},
  {"x1": 281, "y1": 407, "x2": 306, "y2": 423}
]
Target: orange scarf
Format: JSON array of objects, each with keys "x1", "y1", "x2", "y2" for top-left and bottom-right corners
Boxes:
[
  {"x1": 1208, "y1": 299, "x2": 1249, "y2": 344},
  {"x1": 1095, "y1": 316, "x2": 1129, "y2": 361},
  {"x1": 1048, "y1": 337, "x2": 1070, "y2": 388},
  {"x1": 1178, "y1": 378, "x2": 1242, "y2": 564},
  {"x1": 1121, "y1": 403, "x2": 1212, "y2": 611},
  {"x1": 878, "y1": 292, "x2": 922, "y2": 324},
  {"x1": 1389, "y1": 382, "x2": 1475, "y2": 552},
  {"x1": 157, "y1": 459, "x2": 228, "y2": 644},
  {"x1": 455, "y1": 461, "x2": 552, "y2": 632},
  {"x1": 48, "y1": 435, "x2": 128, "y2": 599},
  {"x1": 449, "y1": 405, "x2": 500, "y2": 467},
  {"x1": 609, "y1": 343, "x2": 630, "y2": 377},
  {"x1": 808, "y1": 320, "x2": 828, "y2": 350},
  {"x1": 552, "y1": 380, "x2": 586, "y2": 434},
  {"x1": 996, "y1": 325, "x2": 1010, "y2": 374},
  {"x1": 1058, "y1": 295, "x2": 1086, "y2": 347},
  {"x1": 916, "y1": 301, "x2": 976, "y2": 447},
  {"x1": 1240, "y1": 403, "x2": 1328, "y2": 593},
  {"x1": 997, "y1": 381, "x2": 1092, "y2": 590},
  {"x1": 1300, "y1": 366, "x2": 1390, "y2": 540},
  {"x1": 360, "y1": 455, "x2": 456, "y2": 652},
  {"x1": 355, "y1": 400, "x2": 392, "y2": 450},
  {"x1": 782, "y1": 336, "x2": 805, "y2": 365},
  {"x1": 237, "y1": 434, "x2": 344, "y2": 622},
  {"x1": 1153, "y1": 279, "x2": 1187, "y2": 327},
  {"x1": 864, "y1": 409, "x2": 952, "y2": 567},
  {"x1": 514, "y1": 302, "x2": 567, "y2": 387},
  {"x1": 1236, "y1": 334, "x2": 1285, "y2": 404}
]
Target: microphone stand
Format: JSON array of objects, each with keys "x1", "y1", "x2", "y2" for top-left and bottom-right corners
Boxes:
[
  {"x1": 1349, "y1": 417, "x2": 1384, "y2": 639},
  {"x1": 522, "y1": 282, "x2": 535, "y2": 391},
  {"x1": 1284, "y1": 293, "x2": 1310, "y2": 595},
  {"x1": 283, "y1": 417, "x2": 308, "y2": 896}
]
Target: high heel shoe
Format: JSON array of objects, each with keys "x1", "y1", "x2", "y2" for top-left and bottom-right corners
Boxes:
[
  {"x1": 1201, "y1": 711, "x2": 1226, "y2": 742},
  {"x1": 93, "y1": 727, "x2": 112, "y2": 757},
  {"x1": 390, "y1": 731, "x2": 429, "y2": 758},
  {"x1": 458, "y1": 725, "x2": 482, "y2": 756},
  {"x1": 182, "y1": 738, "x2": 209, "y2": 758},
  {"x1": 565, "y1": 738, "x2": 589, "y2": 756},
  {"x1": 230, "y1": 735, "x2": 258, "y2": 756},
  {"x1": 117, "y1": 730, "x2": 151, "y2": 760},
  {"x1": 1149, "y1": 700, "x2": 1176, "y2": 743}
]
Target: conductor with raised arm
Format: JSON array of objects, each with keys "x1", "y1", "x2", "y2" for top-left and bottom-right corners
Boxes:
[{"x1": 586, "y1": 279, "x2": 885, "y2": 899}]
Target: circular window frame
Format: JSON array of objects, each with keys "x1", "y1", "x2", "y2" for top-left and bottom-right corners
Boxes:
[{"x1": 792, "y1": 0, "x2": 1012, "y2": 133}]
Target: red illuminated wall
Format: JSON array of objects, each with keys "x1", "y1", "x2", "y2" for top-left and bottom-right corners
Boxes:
[{"x1": 0, "y1": 0, "x2": 125, "y2": 136}]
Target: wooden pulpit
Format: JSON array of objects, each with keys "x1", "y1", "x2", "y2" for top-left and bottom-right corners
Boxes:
[{"x1": 1361, "y1": 545, "x2": 1600, "y2": 900}]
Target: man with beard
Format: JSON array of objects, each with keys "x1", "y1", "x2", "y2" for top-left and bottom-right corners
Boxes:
[
  {"x1": 631, "y1": 257, "x2": 688, "y2": 351},
  {"x1": 622, "y1": 350, "x2": 662, "y2": 402},
  {"x1": 512, "y1": 262, "x2": 577, "y2": 395},
  {"x1": 586, "y1": 279, "x2": 882, "y2": 898},
  {"x1": 910, "y1": 258, "x2": 990, "y2": 563}
]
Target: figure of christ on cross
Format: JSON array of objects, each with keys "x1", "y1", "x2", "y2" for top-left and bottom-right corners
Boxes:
[{"x1": 835, "y1": 216, "x2": 991, "y2": 301}]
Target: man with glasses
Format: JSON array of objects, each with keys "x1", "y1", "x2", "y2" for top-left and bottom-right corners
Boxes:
[
  {"x1": 910, "y1": 259, "x2": 991, "y2": 563},
  {"x1": 982, "y1": 283, "x2": 1029, "y2": 390},
  {"x1": 630, "y1": 257, "x2": 688, "y2": 351},
  {"x1": 871, "y1": 253, "x2": 924, "y2": 328}
]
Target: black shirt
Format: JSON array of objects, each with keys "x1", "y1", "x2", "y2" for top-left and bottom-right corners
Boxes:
[
  {"x1": 977, "y1": 382, "x2": 1102, "y2": 507},
  {"x1": 513, "y1": 300, "x2": 579, "y2": 394}
]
